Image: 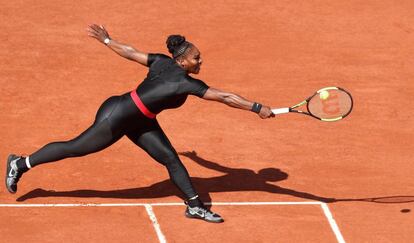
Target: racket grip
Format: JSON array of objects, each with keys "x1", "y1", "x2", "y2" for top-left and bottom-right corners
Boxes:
[{"x1": 271, "y1": 108, "x2": 290, "y2": 115}]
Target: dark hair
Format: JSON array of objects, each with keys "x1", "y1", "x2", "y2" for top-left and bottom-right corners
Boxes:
[{"x1": 166, "y1": 35, "x2": 191, "y2": 59}]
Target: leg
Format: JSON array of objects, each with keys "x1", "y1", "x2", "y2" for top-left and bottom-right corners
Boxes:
[
  {"x1": 127, "y1": 121, "x2": 224, "y2": 223},
  {"x1": 28, "y1": 119, "x2": 122, "y2": 167},
  {"x1": 7, "y1": 95, "x2": 127, "y2": 194},
  {"x1": 26, "y1": 95, "x2": 126, "y2": 167},
  {"x1": 126, "y1": 121, "x2": 198, "y2": 200},
  {"x1": 7, "y1": 117, "x2": 121, "y2": 194}
]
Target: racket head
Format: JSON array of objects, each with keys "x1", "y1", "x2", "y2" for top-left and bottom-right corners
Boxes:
[{"x1": 306, "y1": 87, "x2": 353, "y2": 121}]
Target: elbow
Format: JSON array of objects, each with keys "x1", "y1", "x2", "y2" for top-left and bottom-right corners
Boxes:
[{"x1": 123, "y1": 46, "x2": 136, "y2": 58}]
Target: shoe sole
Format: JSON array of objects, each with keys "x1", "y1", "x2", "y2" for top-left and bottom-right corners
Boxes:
[
  {"x1": 185, "y1": 212, "x2": 224, "y2": 223},
  {"x1": 5, "y1": 154, "x2": 17, "y2": 194}
]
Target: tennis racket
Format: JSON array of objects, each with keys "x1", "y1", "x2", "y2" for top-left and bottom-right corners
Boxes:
[{"x1": 271, "y1": 87, "x2": 353, "y2": 122}]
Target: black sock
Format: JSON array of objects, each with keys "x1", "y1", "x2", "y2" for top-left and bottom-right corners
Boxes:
[
  {"x1": 188, "y1": 197, "x2": 203, "y2": 207},
  {"x1": 16, "y1": 157, "x2": 29, "y2": 172}
]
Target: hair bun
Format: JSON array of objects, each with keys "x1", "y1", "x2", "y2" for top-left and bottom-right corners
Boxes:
[{"x1": 166, "y1": 35, "x2": 186, "y2": 54}]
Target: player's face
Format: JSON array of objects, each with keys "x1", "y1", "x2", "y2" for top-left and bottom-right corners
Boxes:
[{"x1": 182, "y1": 46, "x2": 202, "y2": 74}]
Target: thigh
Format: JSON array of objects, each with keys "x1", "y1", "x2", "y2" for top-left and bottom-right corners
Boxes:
[
  {"x1": 68, "y1": 119, "x2": 123, "y2": 154},
  {"x1": 30, "y1": 118, "x2": 123, "y2": 165},
  {"x1": 126, "y1": 120, "x2": 178, "y2": 164}
]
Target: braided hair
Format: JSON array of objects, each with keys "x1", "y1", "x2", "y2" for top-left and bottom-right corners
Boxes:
[{"x1": 166, "y1": 35, "x2": 193, "y2": 59}]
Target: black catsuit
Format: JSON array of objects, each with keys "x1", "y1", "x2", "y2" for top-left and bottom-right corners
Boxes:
[{"x1": 29, "y1": 54, "x2": 209, "y2": 199}]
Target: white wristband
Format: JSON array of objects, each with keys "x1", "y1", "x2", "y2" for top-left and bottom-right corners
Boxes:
[{"x1": 104, "y1": 38, "x2": 111, "y2": 45}]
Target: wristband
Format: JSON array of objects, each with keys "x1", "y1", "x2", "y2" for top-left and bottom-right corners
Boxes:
[
  {"x1": 251, "y1": 102, "x2": 262, "y2": 113},
  {"x1": 104, "y1": 38, "x2": 111, "y2": 45}
]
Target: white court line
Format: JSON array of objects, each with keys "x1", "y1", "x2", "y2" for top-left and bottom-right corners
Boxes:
[
  {"x1": 144, "y1": 204, "x2": 167, "y2": 243},
  {"x1": 0, "y1": 201, "x2": 322, "y2": 207},
  {"x1": 0, "y1": 203, "x2": 152, "y2": 207},
  {"x1": 204, "y1": 201, "x2": 322, "y2": 206},
  {"x1": 0, "y1": 201, "x2": 345, "y2": 243},
  {"x1": 321, "y1": 203, "x2": 346, "y2": 243}
]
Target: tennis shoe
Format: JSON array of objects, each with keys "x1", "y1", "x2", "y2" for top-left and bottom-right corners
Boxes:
[
  {"x1": 5, "y1": 154, "x2": 24, "y2": 194},
  {"x1": 185, "y1": 205, "x2": 224, "y2": 223}
]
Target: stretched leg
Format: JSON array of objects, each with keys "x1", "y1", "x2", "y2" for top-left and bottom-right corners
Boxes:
[
  {"x1": 6, "y1": 95, "x2": 126, "y2": 193},
  {"x1": 6, "y1": 118, "x2": 121, "y2": 194},
  {"x1": 18, "y1": 95, "x2": 126, "y2": 168},
  {"x1": 29, "y1": 119, "x2": 122, "y2": 167},
  {"x1": 126, "y1": 121, "x2": 198, "y2": 200}
]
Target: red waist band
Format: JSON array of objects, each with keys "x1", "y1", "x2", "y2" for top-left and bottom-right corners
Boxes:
[{"x1": 130, "y1": 90, "x2": 156, "y2": 119}]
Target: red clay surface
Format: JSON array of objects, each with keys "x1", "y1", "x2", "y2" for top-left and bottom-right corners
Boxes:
[
  {"x1": 0, "y1": 206, "x2": 157, "y2": 242},
  {"x1": 1, "y1": 0, "x2": 414, "y2": 242},
  {"x1": 155, "y1": 205, "x2": 338, "y2": 242}
]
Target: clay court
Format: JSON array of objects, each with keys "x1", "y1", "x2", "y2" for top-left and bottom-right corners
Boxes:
[{"x1": 1, "y1": 1, "x2": 413, "y2": 242}]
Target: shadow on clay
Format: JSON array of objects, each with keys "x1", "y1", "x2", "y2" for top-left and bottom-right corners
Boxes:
[{"x1": 16, "y1": 151, "x2": 414, "y2": 205}]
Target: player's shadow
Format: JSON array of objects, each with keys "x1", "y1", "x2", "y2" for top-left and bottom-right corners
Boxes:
[
  {"x1": 17, "y1": 151, "x2": 414, "y2": 204},
  {"x1": 17, "y1": 151, "x2": 334, "y2": 202}
]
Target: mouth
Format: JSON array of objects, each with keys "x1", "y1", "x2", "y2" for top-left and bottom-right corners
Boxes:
[{"x1": 195, "y1": 65, "x2": 201, "y2": 72}]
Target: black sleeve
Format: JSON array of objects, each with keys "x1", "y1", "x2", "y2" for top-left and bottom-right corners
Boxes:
[
  {"x1": 147, "y1": 53, "x2": 170, "y2": 67},
  {"x1": 184, "y1": 76, "x2": 209, "y2": 98}
]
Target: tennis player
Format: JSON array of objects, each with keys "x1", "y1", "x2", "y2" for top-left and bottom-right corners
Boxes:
[{"x1": 5, "y1": 24, "x2": 274, "y2": 223}]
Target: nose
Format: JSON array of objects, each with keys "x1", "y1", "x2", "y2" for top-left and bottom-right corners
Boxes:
[{"x1": 199, "y1": 58, "x2": 203, "y2": 64}]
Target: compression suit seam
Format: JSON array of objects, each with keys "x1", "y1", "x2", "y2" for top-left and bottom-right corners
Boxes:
[{"x1": 102, "y1": 96, "x2": 123, "y2": 137}]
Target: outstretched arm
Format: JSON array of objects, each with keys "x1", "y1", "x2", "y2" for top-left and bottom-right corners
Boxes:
[
  {"x1": 179, "y1": 151, "x2": 238, "y2": 174},
  {"x1": 86, "y1": 24, "x2": 149, "y2": 66},
  {"x1": 202, "y1": 87, "x2": 274, "y2": 119}
]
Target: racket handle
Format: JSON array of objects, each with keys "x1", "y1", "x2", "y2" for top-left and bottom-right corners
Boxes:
[{"x1": 271, "y1": 108, "x2": 290, "y2": 115}]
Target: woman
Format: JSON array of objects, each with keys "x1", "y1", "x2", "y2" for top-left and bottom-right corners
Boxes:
[{"x1": 5, "y1": 24, "x2": 275, "y2": 223}]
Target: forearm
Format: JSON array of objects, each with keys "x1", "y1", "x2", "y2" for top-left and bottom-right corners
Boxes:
[
  {"x1": 106, "y1": 39, "x2": 143, "y2": 62},
  {"x1": 87, "y1": 24, "x2": 148, "y2": 65},
  {"x1": 203, "y1": 87, "x2": 274, "y2": 118},
  {"x1": 221, "y1": 93, "x2": 255, "y2": 111}
]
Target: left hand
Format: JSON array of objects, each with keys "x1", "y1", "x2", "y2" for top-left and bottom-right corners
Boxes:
[{"x1": 87, "y1": 24, "x2": 110, "y2": 44}]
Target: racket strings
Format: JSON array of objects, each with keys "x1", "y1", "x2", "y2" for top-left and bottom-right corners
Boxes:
[{"x1": 307, "y1": 89, "x2": 353, "y2": 119}]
